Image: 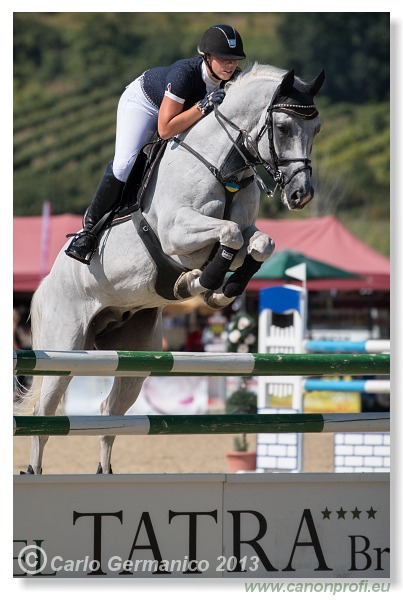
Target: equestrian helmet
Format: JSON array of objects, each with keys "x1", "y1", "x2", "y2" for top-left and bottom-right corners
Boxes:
[{"x1": 198, "y1": 24, "x2": 246, "y2": 60}]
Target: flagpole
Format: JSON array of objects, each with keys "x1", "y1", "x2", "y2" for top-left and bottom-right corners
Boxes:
[{"x1": 40, "y1": 200, "x2": 51, "y2": 281}]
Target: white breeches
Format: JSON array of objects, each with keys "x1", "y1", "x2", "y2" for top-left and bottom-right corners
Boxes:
[{"x1": 113, "y1": 76, "x2": 159, "y2": 182}]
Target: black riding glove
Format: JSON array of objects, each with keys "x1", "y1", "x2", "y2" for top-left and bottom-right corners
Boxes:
[{"x1": 196, "y1": 89, "x2": 226, "y2": 116}]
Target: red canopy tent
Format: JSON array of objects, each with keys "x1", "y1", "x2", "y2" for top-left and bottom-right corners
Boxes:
[
  {"x1": 13, "y1": 214, "x2": 390, "y2": 293},
  {"x1": 14, "y1": 214, "x2": 81, "y2": 292},
  {"x1": 251, "y1": 216, "x2": 390, "y2": 291}
]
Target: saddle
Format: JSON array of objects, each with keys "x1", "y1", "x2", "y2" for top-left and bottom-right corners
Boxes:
[{"x1": 110, "y1": 138, "x2": 168, "y2": 221}]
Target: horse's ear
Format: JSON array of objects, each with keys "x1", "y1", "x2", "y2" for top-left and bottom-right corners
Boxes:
[
  {"x1": 308, "y1": 69, "x2": 325, "y2": 97},
  {"x1": 279, "y1": 69, "x2": 295, "y2": 95}
]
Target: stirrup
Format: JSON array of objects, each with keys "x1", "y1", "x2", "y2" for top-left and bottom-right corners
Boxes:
[{"x1": 65, "y1": 230, "x2": 97, "y2": 265}]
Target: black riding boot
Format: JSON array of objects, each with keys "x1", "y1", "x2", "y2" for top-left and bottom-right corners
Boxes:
[{"x1": 65, "y1": 162, "x2": 125, "y2": 264}]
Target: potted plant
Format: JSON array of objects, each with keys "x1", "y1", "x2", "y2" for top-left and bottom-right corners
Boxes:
[
  {"x1": 224, "y1": 312, "x2": 259, "y2": 471},
  {"x1": 225, "y1": 380, "x2": 258, "y2": 472},
  {"x1": 225, "y1": 312, "x2": 259, "y2": 471}
]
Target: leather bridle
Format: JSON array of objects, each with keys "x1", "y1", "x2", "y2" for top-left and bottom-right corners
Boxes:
[
  {"x1": 214, "y1": 82, "x2": 319, "y2": 194},
  {"x1": 173, "y1": 84, "x2": 319, "y2": 198}
]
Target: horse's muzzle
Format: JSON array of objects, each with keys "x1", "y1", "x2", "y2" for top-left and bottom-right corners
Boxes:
[{"x1": 288, "y1": 184, "x2": 314, "y2": 210}]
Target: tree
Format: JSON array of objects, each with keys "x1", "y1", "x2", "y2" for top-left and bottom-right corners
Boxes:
[{"x1": 276, "y1": 13, "x2": 389, "y2": 103}]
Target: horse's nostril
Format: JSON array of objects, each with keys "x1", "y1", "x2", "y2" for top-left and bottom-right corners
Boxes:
[
  {"x1": 293, "y1": 186, "x2": 312, "y2": 199},
  {"x1": 290, "y1": 188, "x2": 314, "y2": 209}
]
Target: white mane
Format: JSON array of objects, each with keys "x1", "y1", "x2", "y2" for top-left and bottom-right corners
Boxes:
[{"x1": 225, "y1": 62, "x2": 287, "y2": 94}]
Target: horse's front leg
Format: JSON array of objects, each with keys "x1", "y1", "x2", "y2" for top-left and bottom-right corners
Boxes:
[
  {"x1": 95, "y1": 308, "x2": 163, "y2": 474},
  {"x1": 161, "y1": 208, "x2": 245, "y2": 300},
  {"x1": 204, "y1": 228, "x2": 275, "y2": 309},
  {"x1": 175, "y1": 237, "x2": 242, "y2": 300},
  {"x1": 98, "y1": 376, "x2": 146, "y2": 474}
]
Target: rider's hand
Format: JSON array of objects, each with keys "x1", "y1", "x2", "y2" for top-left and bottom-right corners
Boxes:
[{"x1": 196, "y1": 89, "x2": 226, "y2": 116}]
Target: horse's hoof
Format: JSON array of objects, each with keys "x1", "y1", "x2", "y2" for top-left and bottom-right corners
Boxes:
[
  {"x1": 96, "y1": 463, "x2": 113, "y2": 474},
  {"x1": 20, "y1": 464, "x2": 41, "y2": 475},
  {"x1": 173, "y1": 269, "x2": 203, "y2": 300},
  {"x1": 204, "y1": 290, "x2": 236, "y2": 310}
]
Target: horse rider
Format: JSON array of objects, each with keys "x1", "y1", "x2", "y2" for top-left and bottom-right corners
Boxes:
[{"x1": 65, "y1": 24, "x2": 246, "y2": 264}]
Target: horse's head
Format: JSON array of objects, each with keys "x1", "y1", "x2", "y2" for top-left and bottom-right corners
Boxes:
[{"x1": 256, "y1": 68, "x2": 325, "y2": 210}]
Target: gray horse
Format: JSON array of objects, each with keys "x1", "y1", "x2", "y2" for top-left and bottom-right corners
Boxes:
[{"x1": 17, "y1": 63, "x2": 324, "y2": 474}]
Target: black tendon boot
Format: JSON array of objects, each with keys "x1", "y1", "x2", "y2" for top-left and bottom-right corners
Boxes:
[
  {"x1": 223, "y1": 254, "x2": 265, "y2": 297},
  {"x1": 199, "y1": 245, "x2": 238, "y2": 290},
  {"x1": 65, "y1": 162, "x2": 124, "y2": 264}
]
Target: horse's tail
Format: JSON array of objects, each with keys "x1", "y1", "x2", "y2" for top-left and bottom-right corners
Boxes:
[
  {"x1": 13, "y1": 282, "x2": 45, "y2": 416},
  {"x1": 13, "y1": 375, "x2": 43, "y2": 416}
]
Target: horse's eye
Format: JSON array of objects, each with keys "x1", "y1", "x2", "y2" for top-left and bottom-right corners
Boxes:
[{"x1": 277, "y1": 123, "x2": 289, "y2": 135}]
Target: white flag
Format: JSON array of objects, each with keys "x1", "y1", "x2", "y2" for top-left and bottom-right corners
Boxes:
[{"x1": 285, "y1": 262, "x2": 307, "y2": 281}]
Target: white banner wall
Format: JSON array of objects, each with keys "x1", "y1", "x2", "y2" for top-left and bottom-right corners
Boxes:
[{"x1": 13, "y1": 473, "x2": 389, "y2": 579}]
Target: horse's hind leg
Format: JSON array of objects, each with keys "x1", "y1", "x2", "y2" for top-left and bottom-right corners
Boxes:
[
  {"x1": 95, "y1": 307, "x2": 163, "y2": 473},
  {"x1": 21, "y1": 277, "x2": 94, "y2": 473},
  {"x1": 26, "y1": 375, "x2": 72, "y2": 474}
]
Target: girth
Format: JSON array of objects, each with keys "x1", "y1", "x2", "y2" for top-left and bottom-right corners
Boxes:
[{"x1": 136, "y1": 215, "x2": 186, "y2": 300}]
